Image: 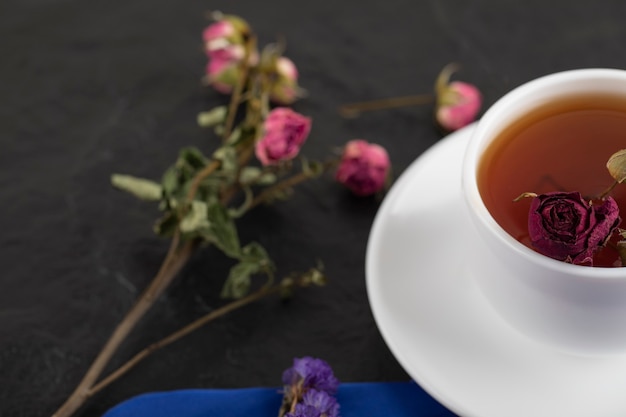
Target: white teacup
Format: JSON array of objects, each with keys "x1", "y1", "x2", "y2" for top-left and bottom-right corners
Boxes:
[{"x1": 463, "y1": 68, "x2": 626, "y2": 355}]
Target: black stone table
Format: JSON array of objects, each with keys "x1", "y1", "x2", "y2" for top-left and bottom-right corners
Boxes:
[{"x1": 3, "y1": 1, "x2": 626, "y2": 415}]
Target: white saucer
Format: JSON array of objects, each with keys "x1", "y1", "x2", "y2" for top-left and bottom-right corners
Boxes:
[{"x1": 365, "y1": 123, "x2": 626, "y2": 417}]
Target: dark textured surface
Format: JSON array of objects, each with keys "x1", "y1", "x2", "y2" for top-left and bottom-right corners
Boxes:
[{"x1": 3, "y1": 1, "x2": 626, "y2": 416}]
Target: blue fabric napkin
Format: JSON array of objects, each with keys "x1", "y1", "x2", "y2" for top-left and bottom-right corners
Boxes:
[{"x1": 102, "y1": 381, "x2": 457, "y2": 417}]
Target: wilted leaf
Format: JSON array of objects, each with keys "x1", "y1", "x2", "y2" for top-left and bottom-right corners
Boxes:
[
  {"x1": 213, "y1": 146, "x2": 238, "y2": 174},
  {"x1": 161, "y1": 166, "x2": 180, "y2": 196},
  {"x1": 205, "y1": 202, "x2": 241, "y2": 258},
  {"x1": 228, "y1": 186, "x2": 253, "y2": 218},
  {"x1": 179, "y1": 201, "x2": 210, "y2": 234},
  {"x1": 607, "y1": 149, "x2": 626, "y2": 183},
  {"x1": 220, "y1": 261, "x2": 258, "y2": 298},
  {"x1": 225, "y1": 127, "x2": 242, "y2": 146},
  {"x1": 153, "y1": 211, "x2": 178, "y2": 237},
  {"x1": 239, "y1": 167, "x2": 276, "y2": 185},
  {"x1": 111, "y1": 174, "x2": 162, "y2": 201},
  {"x1": 239, "y1": 167, "x2": 262, "y2": 183},
  {"x1": 197, "y1": 106, "x2": 227, "y2": 128},
  {"x1": 220, "y1": 242, "x2": 273, "y2": 298},
  {"x1": 241, "y1": 241, "x2": 271, "y2": 264},
  {"x1": 178, "y1": 147, "x2": 208, "y2": 171}
]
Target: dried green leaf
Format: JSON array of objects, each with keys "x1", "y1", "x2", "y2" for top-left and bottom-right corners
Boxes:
[
  {"x1": 213, "y1": 146, "x2": 238, "y2": 181},
  {"x1": 241, "y1": 241, "x2": 271, "y2": 265},
  {"x1": 239, "y1": 167, "x2": 262, "y2": 184},
  {"x1": 220, "y1": 242, "x2": 273, "y2": 298},
  {"x1": 607, "y1": 149, "x2": 626, "y2": 183},
  {"x1": 178, "y1": 147, "x2": 208, "y2": 171},
  {"x1": 161, "y1": 166, "x2": 180, "y2": 196},
  {"x1": 238, "y1": 167, "x2": 278, "y2": 186},
  {"x1": 111, "y1": 174, "x2": 162, "y2": 201},
  {"x1": 197, "y1": 106, "x2": 227, "y2": 128},
  {"x1": 228, "y1": 186, "x2": 254, "y2": 218},
  {"x1": 220, "y1": 261, "x2": 258, "y2": 299},
  {"x1": 225, "y1": 127, "x2": 242, "y2": 146},
  {"x1": 179, "y1": 201, "x2": 210, "y2": 234},
  {"x1": 205, "y1": 202, "x2": 241, "y2": 258},
  {"x1": 153, "y1": 211, "x2": 178, "y2": 237}
]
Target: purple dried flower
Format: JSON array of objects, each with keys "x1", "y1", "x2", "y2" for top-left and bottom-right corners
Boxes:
[
  {"x1": 282, "y1": 357, "x2": 339, "y2": 394},
  {"x1": 300, "y1": 390, "x2": 340, "y2": 417},
  {"x1": 528, "y1": 191, "x2": 621, "y2": 265}
]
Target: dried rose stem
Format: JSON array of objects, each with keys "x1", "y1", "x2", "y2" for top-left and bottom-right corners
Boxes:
[
  {"x1": 339, "y1": 94, "x2": 434, "y2": 118},
  {"x1": 222, "y1": 36, "x2": 256, "y2": 141},
  {"x1": 54, "y1": 127, "x2": 235, "y2": 416},
  {"x1": 51, "y1": 232, "x2": 194, "y2": 417},
  {"x1": 187, "y1": 160, "x2": 222, "y2": 201},
  {"x1": 88, "y1": 284, "x2": 283, "y2": 396},
  {"x1": 249, "y1": 160, "x2": 338, "y2": 210},
  {"x1": 598, "y1": 180, "x2": 619, "y2": 200}
]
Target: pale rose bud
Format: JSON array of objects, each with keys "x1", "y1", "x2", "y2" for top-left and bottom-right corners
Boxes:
[
  {"x1": 336, "y1": 140, "x2": 390, "y2": 196},
  {"x1": 255, "y1": 108, "x2": 312, "y2": 166},
  {"x1": 435, "y1": 64, "x2": 482, "y2": 131},
  {"x1": 270, "y1": 57, "x2": 301, "y2": 105},
  {"x1": 206, "y1": 58, "x2": 239, "y2": 94}
]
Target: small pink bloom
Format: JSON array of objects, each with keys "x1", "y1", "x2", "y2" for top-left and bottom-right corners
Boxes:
[
  {"x1": 435, "y1": 64, "x2": 482, "y2": 131},
  {"x1": 255, "y1": 108, "x2": 312, "y2": 166},
  {"x1": 271, "y1": 57, "x2": 301, "y2": 105},
  {"x1": 206, "y1": 58, "x2": 239, "y2": 94},
  {"x1": 336, "y1": 140, "x2": 390, "y2": 196}
]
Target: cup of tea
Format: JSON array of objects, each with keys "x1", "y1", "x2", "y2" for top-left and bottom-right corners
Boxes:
[{"x1": 462, "y1": 68, "x2": 626, "y2": 355}]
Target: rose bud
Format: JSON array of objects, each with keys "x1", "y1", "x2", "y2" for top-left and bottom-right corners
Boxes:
[
  {"x1": 255, "y1": 108, "x2": 312, "y2": 166},
  {"x1": 335, "y1": 140, "x2": 390, "y2": 196},
  {"x1": 434, "y1": 64, "x2": 482, "y2": 132},
  {"x1": 270, "y1": 57, "x2": 302, "y2": 105},
  {"x1": 528, "y1": 191, "x2": 621, "y2": 265},
  {"x1": 202, "y1": 14, "x2": 251, "y2": 58},
  {"x1": 205, "y1": 57, "x2": 240, "y2": 94}
]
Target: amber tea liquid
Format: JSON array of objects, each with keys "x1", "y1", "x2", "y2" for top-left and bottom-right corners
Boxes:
[{"x1": 478, "y1": 93, "x2": 626, "y2": 267}]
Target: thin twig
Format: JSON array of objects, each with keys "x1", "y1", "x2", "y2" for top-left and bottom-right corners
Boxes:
[
  {"x1": 339, "y1": 94, "x2": 434, "y2": 118},
  {"x1": 88, "y1": 284, "x2": 282, "y2": 396},
  {"x1": 249, "y1": 160, "x2": 338, "y2": 210},
  {"x1": 187, "y1": 160, "x2": 222, "y2": 201}
]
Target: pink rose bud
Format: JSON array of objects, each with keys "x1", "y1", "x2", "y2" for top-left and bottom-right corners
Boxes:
[
  {"x1": 336, "y1": 140, "x2": 390, "y2": 196},
  {"x1": 206, "y1": 58, "x2": 239, "y2": 94},
  {"x1": 435, "y1": 64, "x2": 482, "y2": 131},
  {"x1": 202, "y1": 15, "x2": 251, "y2": 59},
  {"x1": 255, "y1": 108, "x2": 312, "y2": 166},
  {"x1": 270, "y1": 57, "x2": 301, "y2": 105}
]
